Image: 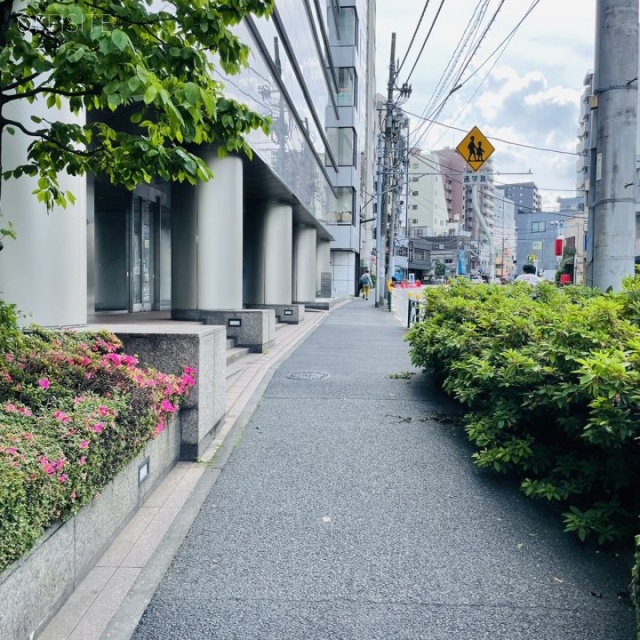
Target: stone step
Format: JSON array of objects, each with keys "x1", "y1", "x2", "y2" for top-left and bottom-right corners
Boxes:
[{"x1": 226, "y1": 345, "x2": 251, "y2": 366}]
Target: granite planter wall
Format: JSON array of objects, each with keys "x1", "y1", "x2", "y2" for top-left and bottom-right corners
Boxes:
[
  {"x1": 88, "y1": 323, "x2": 226, "y2": 460},
  {"x1": 0, "y1": 416, "x2": 181, "y2": 640}
]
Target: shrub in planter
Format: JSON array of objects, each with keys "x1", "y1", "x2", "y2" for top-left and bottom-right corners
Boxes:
[{"x1": 0, "y1": 325, "x2": 196, "y2": 573}]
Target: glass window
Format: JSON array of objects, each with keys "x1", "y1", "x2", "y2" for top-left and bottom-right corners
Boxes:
[
  {"x1": 323, "y1": 187, "x2": 355, "y2": 224},
  {"x1": 329, "y1": 7, "x2": 357, "y2": 47},
  {"x1": 326, "y1": 128, "x2": 356, "y2": 166},
  {"x1": 532, "y1": 221, "x2": 546, "y2": 232},
  {"x1": 337, "y1": 68, "x2": 356, "y2": 106},
  {"x1": 336, "y1": 187, "x2": 355, "y2": 224}
]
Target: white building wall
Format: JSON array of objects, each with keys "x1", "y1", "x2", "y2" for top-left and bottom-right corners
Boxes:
[
  {"x1": 408, "y1": 151, "x2": 449, "y2": 238},
  {"x1": 331, "y1": 250, "x2": 356, "y2": 297}
]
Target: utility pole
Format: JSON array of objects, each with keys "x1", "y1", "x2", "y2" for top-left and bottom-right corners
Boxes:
[
  {"x1": 376, "y1": 33, "x2": 396, "y2": 308},
  {"x1": 375, "y1": 33, "x2": 411, "y2": 308},
  {"x1": 590, "y1": 0, "x2": 638, "y2": 291},
  {"x1": 374, "y1": 134, "x2": 384, "y2": 307}
]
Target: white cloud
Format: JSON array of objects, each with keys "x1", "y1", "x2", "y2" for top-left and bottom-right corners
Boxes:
[{"x1": 375, "y1": 0, "x2": 596, "y2": 200}]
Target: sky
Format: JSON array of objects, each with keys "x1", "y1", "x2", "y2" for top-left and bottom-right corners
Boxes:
[{"x1": 374, "y1": 0, "x2": 597, "y2": 209}]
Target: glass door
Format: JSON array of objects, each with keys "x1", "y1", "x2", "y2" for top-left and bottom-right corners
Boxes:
[{"x1": 131, "y1": 197, "x2": 155, "y2": 311}]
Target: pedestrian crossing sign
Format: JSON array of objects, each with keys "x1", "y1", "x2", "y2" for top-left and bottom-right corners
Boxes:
[{"x1": 456, "y1": 126, "x2": 495, "y2": 172}]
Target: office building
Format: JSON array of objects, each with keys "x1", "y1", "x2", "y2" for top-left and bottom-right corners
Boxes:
[{"x1": 0, "y1": 1, "x2": 376, "y2": 336}]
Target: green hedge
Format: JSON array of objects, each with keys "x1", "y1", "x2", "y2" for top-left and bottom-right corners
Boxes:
[
  {"x1": 0, "y1": 302, "x2": 195, "y2": 573},
  {"x1": 406, "y1": 277, "x2": 640, "y2": 635}
]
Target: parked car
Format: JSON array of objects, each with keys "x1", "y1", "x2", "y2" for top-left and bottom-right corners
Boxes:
[{"x1": 470, "y1": 275, "x2": 484, "y2": 284}]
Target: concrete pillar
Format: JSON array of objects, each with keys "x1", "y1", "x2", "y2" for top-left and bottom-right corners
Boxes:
[
  {"x1": 172, "y1": 153, "x2": 243, "y2": 311},
  {"x1": 293, "y1": 226, "x2": 317, "y2": 303},
  {"x1": 0, "y1": 99, "x2": 87, "y2": 327},
  {"x1": 197, "y1": 153, "x2": 243, "y2": 309},
  {"x1": 316, "y1": 240, "x2": 331, "y2": 296},
  {"x1": 264, "y1": 204, "x2": 293, "y2": 304},
  {"x1": 171, "y1": 183, "x2": 198, "y2": 310}
]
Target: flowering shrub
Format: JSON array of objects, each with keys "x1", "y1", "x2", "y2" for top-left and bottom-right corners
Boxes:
[{"x1": 0, "y1": 319, "x2": 196, "y2": 573}]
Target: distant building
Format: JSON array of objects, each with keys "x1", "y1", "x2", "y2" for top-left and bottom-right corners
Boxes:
[
  {"x1": 433, "y1": 147, "x2": 466, "y2": 232},
  {"x1": 407, "y1": 149, "x2": 449, "y2": 239},
  {"x1": 498, "y1": 182, "x2": 541, "y2": 215},
  {"x1": 558, "y1": 196, "x2": 587, "y2": 285},
  {"x1": 493, "y1": 194, "x2": 517, "y2": 280},
  {"x1": 577, "y1": 71, "x2": 594, "y2": 203}
]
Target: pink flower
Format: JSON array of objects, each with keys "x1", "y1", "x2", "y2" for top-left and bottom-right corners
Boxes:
[
  {"x1": 55, "y1": 458, "x2": 66, "y2": 471},
  {"x1": 39, "y1": 458, "x2": 56, "y2": 475},
  {"x1": 70, "y1": 491, "x2": 77, "y2": 500},
  {"x1": 54, "y1": 410, "x2": 70, "y2": 424},
  {"x1": 98, "y1": 405, "x2": 110, "y2": 416},
  {"x1": 3, "y1": 373, "x2": 12, "y2": 382},
  {"x1": 73, "y1": 396, "x2": 84, "y2": 405},
  {"x1": 78, "y1": 456, "x2": 87, "y2": 466},
  {"x1": 78, "y1": 440, "x2": 90, "y2": 449},
  {"x1": 181, "y1": 372, "x2": 196, "y2": 387},
  {"x1": 58, "y1": 474, "x2": 68, "y2": 483},
  {"x1": 38, "y1": 378, "x2": 50, "y2": 389},
  {"x1": 160, "y1": 399, "x2": 177, "y2": 413},
  {"x1": 5, "y1": 353, "x2": 14, "y2": 363},
  {"x1": 81, "y1": 356, "x2": 91, "y2": 366},
  {"x1": 19, "y1": 407, "x2": 32, "y2": 417},
  {"x1": 6, "y1": 447, "x2": 17, "y2": 455},
  {"x1": 4, "y1": 403, "x2": 17, "y2": 412},
  {"x1": 92, "y1": 422, "x2": 104, "y2": 434},
  {"x1": 154, "y1": 419, "x2": 166, "y2": 436},
  {"x1": 23, "y1": 432, "x2": 33, "y2": 440}
]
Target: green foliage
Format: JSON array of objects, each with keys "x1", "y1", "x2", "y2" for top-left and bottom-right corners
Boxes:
[
  {"x1": 0, "y1": 0, "x2": 274, "y2": 212},
  {"x1": 406, "y1": 277, "x2": 640, "y2": 545},
  {"x1": 0, "y1": 325, "x2": 196, "y2": 573},
  {"x1": 631, "y1": 537, "x2": 640, "y2": 638},
  {"x1": 0, "y1": 298, "x2": 24, "y2": 352}
]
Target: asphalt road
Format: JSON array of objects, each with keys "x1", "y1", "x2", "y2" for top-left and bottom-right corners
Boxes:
[{"x1": 131, "y1": 300, "x2": 635, "y2": 640}]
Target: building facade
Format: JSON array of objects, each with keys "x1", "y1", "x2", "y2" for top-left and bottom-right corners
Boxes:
[
  {"x1": 407, "y1": 149, "x2": 449, "y2": 239},
  {"x1": 0, "y1": 0, "x2": 376, "y2": 329},
  {"x1": 492, "y1": 194, "x2": 517, "y2": 280}
]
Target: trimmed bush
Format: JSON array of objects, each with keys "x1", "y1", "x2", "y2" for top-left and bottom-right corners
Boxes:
[
  {"x1": 407, "y1": 277, "x2": 640, "y2": 635},
  {"x1": 0, "y1": 317, "x2": 196, "y2": 573}
]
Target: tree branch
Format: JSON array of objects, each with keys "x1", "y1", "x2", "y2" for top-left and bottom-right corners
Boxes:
[
  {"x1": 2, "y1": 118, "x2": 104, "y2": 158},
  {"x1": 3, "y1": 85, "x2": 98, "y2": 103}
]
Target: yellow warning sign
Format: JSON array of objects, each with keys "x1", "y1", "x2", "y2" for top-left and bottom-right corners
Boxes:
[{"x1": 456, "y1": 126, "x2": 495, "y2": 172}]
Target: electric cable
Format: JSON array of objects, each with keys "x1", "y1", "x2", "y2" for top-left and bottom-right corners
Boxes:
[
  {"x1": 415, "y1": 0, "x2": 489, "y2": 120},
  {"x1": 396, "y1": 0, "x2": 432, "y2": 78},
  {"x1": 404, "y1": 0, "x2": 448, "y2": 85}
]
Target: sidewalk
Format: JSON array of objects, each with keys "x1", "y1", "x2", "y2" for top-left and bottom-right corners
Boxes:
[
  {"x1": 39, "y1": 306, "x2": 333, "y2": 640},
  {"x1": 44, "y1": 300, "x2": 635, "y2": 639}
]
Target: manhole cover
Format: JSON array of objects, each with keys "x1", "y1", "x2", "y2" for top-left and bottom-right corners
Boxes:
[{"x1": 286, "y1": 371, "x2": 330, "y2": 380}]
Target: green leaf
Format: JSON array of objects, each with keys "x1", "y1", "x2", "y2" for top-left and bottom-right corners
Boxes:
[
  {"x1": 111, "y1": 30, "x2": 130, "y2": 52},
  {"x1": 143, "y1": 85, "x2": 158, "y2": 105}
]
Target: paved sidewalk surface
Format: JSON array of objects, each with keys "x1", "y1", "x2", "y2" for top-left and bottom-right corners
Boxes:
[{"x1": 123, "y1": 301, "x2": 634, "y2": 639}]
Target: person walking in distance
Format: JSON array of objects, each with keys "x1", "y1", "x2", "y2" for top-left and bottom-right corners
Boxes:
[
  {"x1": 360, "y1": 269, "x2": 373, "y2": 300},
  {"x1": 515, "y1": 263, "x2": 542, "y2": 285}
]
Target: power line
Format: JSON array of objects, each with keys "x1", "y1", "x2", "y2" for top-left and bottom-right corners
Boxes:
[
  {"x1": 411, "y1": 0, "x2": 507, "y2": 148},
  {"x1": 415, "y1": 0, "x2": 490, "y2": 119},
  {"x1": 404, "y1": 109, "x2": 577, "y2": 156},
  {"x1": 412, "y1": 0, "x2": 542, "y2": 151},
  {"x1": 404, "y1": 0, "x2": 448, "y2": 84},
  {"x1": 396, "y1": 1, "x2": 432, "y2": 78}
]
